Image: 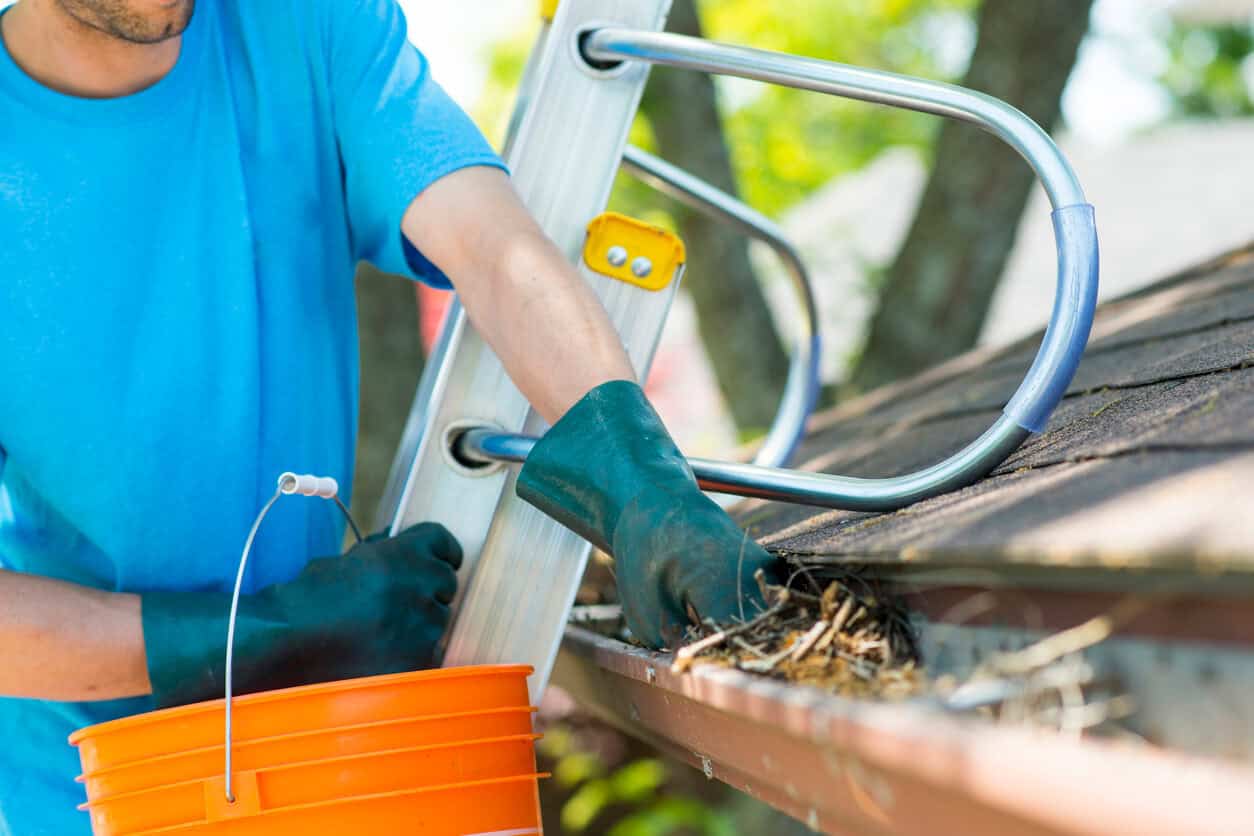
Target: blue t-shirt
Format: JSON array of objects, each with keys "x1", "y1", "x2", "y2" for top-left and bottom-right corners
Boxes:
[{"x1": 0, "y1": 0, "x2": 504, "y2": 831}]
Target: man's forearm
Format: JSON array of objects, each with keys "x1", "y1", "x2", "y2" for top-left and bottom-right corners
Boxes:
[
  {"x1": 0, "y1": 569, "x2": 151, "y2": 701},
  {"x1": 402, "y1": 167, "x2": 636, "y2": 424},
  {"x1": 458, "y1": 224, "x2": 637, "y2": 423}
]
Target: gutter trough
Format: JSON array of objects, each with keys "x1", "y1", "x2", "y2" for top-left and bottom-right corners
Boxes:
[{"x1": 554, "y1": 617, "x2": 1254, "y2": 836}]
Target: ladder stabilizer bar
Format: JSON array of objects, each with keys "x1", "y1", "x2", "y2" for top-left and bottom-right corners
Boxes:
[
  {"x1": 586, "y1": 27, "x2": 1099, "y2": 437},
  {"x1": 621, "y1": 145, "x2": 821, "y2": 468},
  {"x1": 455, "y1": 420, "x2": 1026, "y2": 512},
  {"x1": 454, "y1": 26, "x2": 1101, "y2": 513}
]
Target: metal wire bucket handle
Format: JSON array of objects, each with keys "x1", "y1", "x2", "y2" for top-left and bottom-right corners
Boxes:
[{"x1": 222, "y1": 472, "x2": 362, "y2": 803}]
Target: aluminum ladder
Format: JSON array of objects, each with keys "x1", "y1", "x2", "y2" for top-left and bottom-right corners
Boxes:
[{"x1": 379, "y1": 0, "x2": 1099, "y2": 701}]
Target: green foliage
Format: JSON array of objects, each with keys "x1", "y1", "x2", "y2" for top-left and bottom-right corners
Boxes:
[
  {"x1": 1158, "y1": 21, "x2": 1254, "y2": 118},
  {"x1": 474, "y1": 30, "x2": 533, "y2": 146},
  {"x1": 562, "y1": 778, "x2": 615, "y2": 831},
  {"x1": 555, "y1": 750, "x2": 610, "y2": 787},
  {"x1": 608, "y1": 796, "x2": 737, "y2": 836},
  {"x1": 609, "y1": 758, "x2": 670, "y2": 803},
  {"x1": 559, "y1": 756, "x2": 733, "y2": 835},
  {"x1": 477, "y1": 0, "x2": 977, "y2": 221},
  {"x1": 696, "y1": 0, "x2": 976, "y2": 215},
  {"x1": 540, "y1": 723, "x2": 737, "y2": 835}
]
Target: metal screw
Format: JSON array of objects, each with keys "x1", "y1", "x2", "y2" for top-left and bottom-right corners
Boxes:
[
  {"x1": 606, "y1": 245, "x2": 628, "y2": 267},
  {"x1": 631, "y1": 256, "x2": 653, "y2": 278}
]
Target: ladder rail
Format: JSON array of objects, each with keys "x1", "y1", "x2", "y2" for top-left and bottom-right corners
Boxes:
[
  {"x1": 381, "y1": 83, "x2": 825, "y2": 531},
  {"x1": 620, "y1": 145, "x2": 820, "y2": 468},
  {"x1": 383, "y1": 0, "x2": 679, "y2": 699},
  {"x1": 373, "y1": 18, "x2": 556, "y2": 534}
]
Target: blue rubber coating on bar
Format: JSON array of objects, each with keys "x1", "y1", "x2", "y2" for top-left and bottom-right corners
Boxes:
[{"x1": 1003, "y1": 204, "x2": 1099, "y2": 433}]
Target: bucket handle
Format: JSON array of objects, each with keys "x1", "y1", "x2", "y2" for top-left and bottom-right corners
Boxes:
[{"x1": 222, "y1": 472, "x2": 362, "y2": 804}]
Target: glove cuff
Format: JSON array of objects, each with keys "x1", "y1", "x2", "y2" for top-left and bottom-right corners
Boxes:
[
  {"x1": 517, "y1": 380, "x2": 696, "y2": 552},
  {"x1": 141, "y1": 590, "x2": 232, "y2": 709},
  {"x1": 142, "y1": 589, "x2": 289, "y2": 709}
]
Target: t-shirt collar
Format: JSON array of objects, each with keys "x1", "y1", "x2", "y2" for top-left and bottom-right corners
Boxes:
[{"x1": 0, "y1": 2, "x2": 204, "y2": 124}]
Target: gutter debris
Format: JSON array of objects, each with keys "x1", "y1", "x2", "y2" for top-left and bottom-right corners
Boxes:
[
  {"x1": 671, "y1": 561, "x2": 924, "y2": 700},
  {"x1": 668, "y1": 557, "x2": 1133, "y2": 732}
]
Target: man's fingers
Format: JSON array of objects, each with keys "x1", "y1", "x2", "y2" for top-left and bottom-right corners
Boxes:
[
  {"x1": 429, "y1": 525, "x2": 464, "y2": 570},
  {"x1": 428, "y1": 561, "x2": 459, "y2": 606},
  {"x1": 394, "y1": 522, "x2": 464, "y2": 570}
]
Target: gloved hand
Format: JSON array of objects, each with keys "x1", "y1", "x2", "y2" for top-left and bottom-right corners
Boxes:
[
  {"x1": 141, "y1": 522, "x2": 462, "y2": 708},
  {"x1": 517, "y1": 380, "x2": 779, "y2": 648}
]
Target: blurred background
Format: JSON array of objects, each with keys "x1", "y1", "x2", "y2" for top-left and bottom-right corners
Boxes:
[
  {"x1": 0, "y1": 0, "x2": 1246, "y2": 829},
  {"x1": 347, "y1": 3, "x2": 1254, "y2": 831},
  {"x1": 361, "y1": 0, "x2": 1254, "y2": 488}
]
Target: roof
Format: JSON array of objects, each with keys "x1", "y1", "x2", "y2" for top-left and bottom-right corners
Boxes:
[
  {"x1": 555, "y1": 243, "x2": 1254, "y2": 835},
  {"x1": 739, "y1": 242, "x2": 1254, "y2": 579},
  {"x1": 758, "y1": 122, "x2": 1254, "y2": 385}
]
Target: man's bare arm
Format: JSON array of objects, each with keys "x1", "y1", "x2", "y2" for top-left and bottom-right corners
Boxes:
[
  {"x1": 401, "y1": 167, "x2": 637, "y2": 424},
  {"x1": 0, "y1": 168, "x2": 619, "y2": 704},
  {"x1": 0, "y1": 569, "x2": 151, "y2": 701}
]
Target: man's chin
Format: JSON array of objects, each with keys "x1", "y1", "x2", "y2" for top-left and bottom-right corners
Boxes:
[
  {"x1": 76, "y1": 0, "x2": 197, "y2": 45},
  {"x1": 133, "y1": 1, "x2": 196, "y2": 44}
]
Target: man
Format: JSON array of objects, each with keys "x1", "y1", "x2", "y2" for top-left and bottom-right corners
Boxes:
[{"x1": 0, "y1": 0, "x2": 777, "y2": 831}]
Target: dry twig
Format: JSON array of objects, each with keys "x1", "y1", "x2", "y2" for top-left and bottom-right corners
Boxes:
[
  {"x1": 670, "y1": 560, "x2": 921, "y2": 699},
  {"x1": 671, "y1": 600, "x2": 787, "y2": 673}
]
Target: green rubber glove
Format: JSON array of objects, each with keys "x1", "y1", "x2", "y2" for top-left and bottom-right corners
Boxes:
[
  {"x1": 517, "y1": 380, "x2": 779, "y2": 648},
  {"x1": 142, "y1": 522, "x2": 462, "y2": 708}
]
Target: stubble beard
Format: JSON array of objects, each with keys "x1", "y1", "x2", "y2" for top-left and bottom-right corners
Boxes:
[{"x1": 53, "y1": 0, "x2": 195, "y2": 45}]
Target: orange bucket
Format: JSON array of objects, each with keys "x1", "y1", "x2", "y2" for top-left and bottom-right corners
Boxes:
[
  {"x1": 70, "y1": 666, "x2": 545, "y2": 836},
  {"x1": 80, "y1": 735, "x2": 541, "y2": 834},
  {"x1": 78, "y1": 706, "x2": 537, "y2": 799},
  {"x1": 125, "y1": 774, "x2": 544, "y2": 836},
  {"x1": 71, "y1": 666, "x2": 532, "y2": 773}
]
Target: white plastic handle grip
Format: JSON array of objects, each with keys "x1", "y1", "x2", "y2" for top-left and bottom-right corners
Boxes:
[{"x1": 277, "y1": 472, "x2": 339, "y2": 499}]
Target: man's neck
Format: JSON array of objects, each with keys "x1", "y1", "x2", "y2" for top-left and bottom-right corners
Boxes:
[{"x1": 1, "y1": 0, "x2": 181, "y2": 98}]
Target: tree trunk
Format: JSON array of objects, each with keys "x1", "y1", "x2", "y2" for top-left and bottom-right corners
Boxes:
[
  {"x1": 351, "y1": 264, "x2": 425, "y2": 530},
  {"x1": 640, "y1": 0, "x2": 789, "y2": 435},
  {"x1": 849, "y1": 0, "x2": 1094, "y2": 393}
]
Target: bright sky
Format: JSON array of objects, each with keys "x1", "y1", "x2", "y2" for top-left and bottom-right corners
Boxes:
[
  {"x1": 398, "y1": 0, "x2": 1217, "y2": 147},
  {"x1": 1065, "y1": 0, "x2": 1181, "y2": 145},
  {"x1": 0, "y1": 0, "x2": 532, "y2": 107},
  {"x1": 397, "y1": 0, "x2": 530, "y2": 109},
  {"x1": 0, "y1": 0, "x2": 1244, "y2": 145}
]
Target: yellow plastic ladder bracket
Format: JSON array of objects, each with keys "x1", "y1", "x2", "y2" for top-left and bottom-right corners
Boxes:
[{"x1": 582, "y1": 212, "x2": 685, "y2": 292}]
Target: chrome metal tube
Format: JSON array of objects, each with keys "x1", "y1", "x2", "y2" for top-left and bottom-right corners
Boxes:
[
  {"x1": 446, "y1": 28, "x2": 1105, "y2": 513},
  {"x1": 456, "y1": 422, "x2": 1029, "y2": 511},
  {"x1": 688, "y1": 417, "x2": 1030, "y2": 510},
  {"x1": 620, "y1": 145, "x2": 820, "y2": 468},
  {"x1": 563, "y1": 27, "x2": 1099, "y2": 510},
  {"x1": 457, "y1": 428, "x2": 534, "y2": 468},
  {"x1": 584, "y1": 29, "x2": 1085, "y2": 208}
]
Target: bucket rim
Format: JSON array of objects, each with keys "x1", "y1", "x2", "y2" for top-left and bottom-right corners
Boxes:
[
  {"x1": 69, "y1": 665, "x2": 533, "y2": 745},
  {"x1": 76, "y1": 705, "x2": 539, "y2": 780},
  {"x1": 79, "y1": 733, "x2": 543, "y2": 810}
]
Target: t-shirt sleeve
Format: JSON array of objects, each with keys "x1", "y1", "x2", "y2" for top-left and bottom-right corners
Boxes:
[{"x1": 326, "y1": 0, "x2": 507, "y2": 288}]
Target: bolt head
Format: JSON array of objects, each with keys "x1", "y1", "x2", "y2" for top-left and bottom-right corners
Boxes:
[
  {"x1": 606, "y1": 245, "x2": 628, "y2": 267},
  {"x1": 631, "y1": 256, "x2": 653, "y2": 278}
]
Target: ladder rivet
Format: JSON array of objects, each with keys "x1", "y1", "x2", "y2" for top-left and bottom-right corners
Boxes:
[
  {"x1": 631, "y1": 256, "x2": 653, "y2": 278},
  {"x1": 606, "y1": 245, "x2": 628, "y2": 267}
]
